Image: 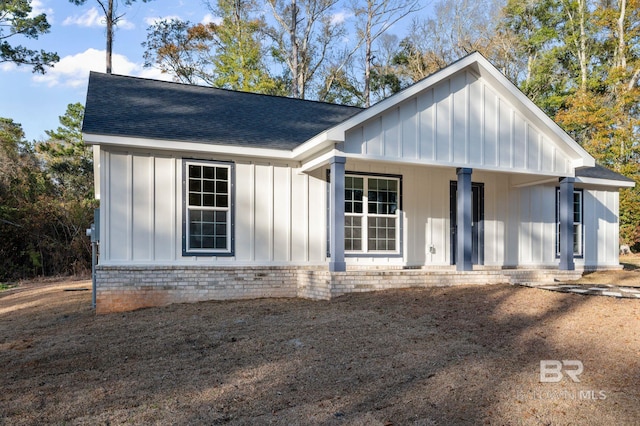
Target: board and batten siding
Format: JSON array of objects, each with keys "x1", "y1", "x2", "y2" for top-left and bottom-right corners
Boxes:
[
  {"x1": 99, "y1": 148, "x2": 327, "y2": 266},
  {"x1": 343, "y1": 69, "x2": 571, "y2": 175},
  {"x1": 100, "y1": 149, "x2": 620, "y2": 269}
]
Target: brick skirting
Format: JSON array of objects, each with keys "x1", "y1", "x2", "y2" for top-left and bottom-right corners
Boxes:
[{"x1": 95, "y1": 265, "x2": 584, "y2": 313}]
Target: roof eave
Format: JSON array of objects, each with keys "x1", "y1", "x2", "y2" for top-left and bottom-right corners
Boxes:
[
  {"x1": 83, "y1": 133, "x2": 295, "y2": 161},
  {"x1": 576, "y1": 176, "x2": 635, "y2": 188}
]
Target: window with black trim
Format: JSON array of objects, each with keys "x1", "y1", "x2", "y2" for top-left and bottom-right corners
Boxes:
[
  {"x1": 345, "y1": 175, "x2": 400, "y2": 253},
  {"x1": 184, "y1": 161, "x2": 233, "y2": 255},
  {"x1": 556, "y1": 189, "x2": 583, "y2": 257}
]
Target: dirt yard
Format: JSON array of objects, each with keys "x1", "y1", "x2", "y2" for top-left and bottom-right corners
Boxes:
[{"x1": 1, "y1": 260, "x2": 640, "y2": 425}]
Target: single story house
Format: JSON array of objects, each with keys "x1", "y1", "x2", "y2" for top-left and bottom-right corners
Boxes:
[{"x1": 83, "y1": 52, "x2": 634, "y2": 313}]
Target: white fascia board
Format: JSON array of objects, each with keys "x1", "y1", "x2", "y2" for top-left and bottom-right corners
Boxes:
[
  {"x1": 92, "y1": 144, "x2": 101, "y2": 200},
  {"x1": 298, "y1": 149, "x2": 342, "y2": 173},
  {"x1": 291, "y1": 132, "x2": 335, "y2": 161},
  {"x1": 83, "y1": 133, "x2": 294, "y2": 161},
  {"x1": 511, "y1": 177, "x2": 559, "y2": 188},
  {"x1": 338, "y1": 153, "x2": 575, "y2": 178},
  {"x1": 576, "y1": 176, "x2": 635, "y2": 188}
]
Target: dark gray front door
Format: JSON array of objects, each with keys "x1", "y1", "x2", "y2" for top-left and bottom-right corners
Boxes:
[{"x1": 450, "y1": 181, "x2": 484, "y2": 265}]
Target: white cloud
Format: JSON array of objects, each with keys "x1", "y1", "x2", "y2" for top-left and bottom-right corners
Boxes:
[
  {"x1": 31, "y1": 48, "x2": 172, "y2": 88},
  {"x1": 63, "y1": 7, "x2": 102, "y2": 27},
  {"x1": 137, "y1": 67, "x2": 175, "y2": 81},
  {"x1": 63, "y1": 7, "x2": 135, "y2": 30},
  {"x1": 331, "y1": 10, "x2": 353, "y2": 25},
  {"x1": 201, "y1": 13, "x2": 222, "y2": 25},
  {"x1": 30, "y1": 0, "x2": 54, "y2": 21},
  {"x1": 0, "y1": 62, "x2": 18, "y2": 72},
  {"x1": 143, "y1": 15, "x2": 182, "y2": 26}
]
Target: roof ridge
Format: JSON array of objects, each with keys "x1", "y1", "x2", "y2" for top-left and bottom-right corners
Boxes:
[{"x1": 88, "y1": 71, "x2": 364, "y2": 110}]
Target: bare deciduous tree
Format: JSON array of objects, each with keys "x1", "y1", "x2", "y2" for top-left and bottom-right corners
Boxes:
[
  {"x1": 350, "y1": 0, "x2": 421, "y2": 106},
  {"x1": 265, "y1": 0, "x2": 343, "y2": 99}
]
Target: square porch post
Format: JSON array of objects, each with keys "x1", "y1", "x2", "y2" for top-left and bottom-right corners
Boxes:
[
  {"x1": 457, "y1": 168, "x2": 473, "y2": 271},
  {"x1": 329, "y1": 156, "x2": 346, "y2": 272},
  {"x1": 559, "y1": 177, "x2": 575, "y2": 270}
]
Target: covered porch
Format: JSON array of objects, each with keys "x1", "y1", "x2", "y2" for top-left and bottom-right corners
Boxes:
[{"x1": 305, "y1": 156, "x2": 590, "y2": 274}]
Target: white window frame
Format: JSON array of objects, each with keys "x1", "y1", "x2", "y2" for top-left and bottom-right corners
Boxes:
[
  {"x1": 345, "y1": 174, "x2": 401, "y2": 255},
  {"x1": 556, "y1": 189, "x2": 583, "y2": 257},
  {"x1": 183, "y1": 160, "x2": 233, "y2": 256}
]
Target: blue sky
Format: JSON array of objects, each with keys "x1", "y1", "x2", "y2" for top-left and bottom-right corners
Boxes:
[
  {"x1": 0, "y1": 1, "x2": 226, "y2": 141},
  {"x1": 1, "y1": 0, "x2": 417, "y2": 142}
]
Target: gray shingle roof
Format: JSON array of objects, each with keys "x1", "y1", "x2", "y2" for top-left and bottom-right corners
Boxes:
[
  {"x1": 576, "y1": 164, "x2": 634, "y2": 183},
  {"x1": 82, "y1": 72, "x2": 363, "y2": 150}
]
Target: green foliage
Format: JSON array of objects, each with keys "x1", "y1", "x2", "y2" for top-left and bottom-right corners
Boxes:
[
  {"x1": 0, "y1": 105, "x2": 96, "y2": 281},
  {"x1": 318, "y1": 67, "x2": 363, "y2": 106},
  {"x1": 0, "y1": 0, "x2": 59, "y2": 72},
  {"x1": 143, "y1": 0, "x2": 285, "y2": 95},
  {"x1": 38, "y1": 103, "x2": 94, "y2": 200}
]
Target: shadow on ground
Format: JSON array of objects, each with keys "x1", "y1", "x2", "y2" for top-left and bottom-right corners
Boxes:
[{"x1": 1, "y1": 280, "x2": 639, "y2": 425}]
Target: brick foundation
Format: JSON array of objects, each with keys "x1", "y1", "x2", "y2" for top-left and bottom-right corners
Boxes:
[{"x1": 95, "y1": 265, "x2": 584, "y2": 313}]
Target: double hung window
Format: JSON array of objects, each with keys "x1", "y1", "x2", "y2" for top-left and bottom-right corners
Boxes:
[
  {"x1": 184, "y1": 161, "x2": 233, "y2": 255},
  {"x1": 345, "y1": 175, "x2": 400, "y2": 253},
  {"x1": 556, "y1": 189, "x2": 583, "y2": 257}
]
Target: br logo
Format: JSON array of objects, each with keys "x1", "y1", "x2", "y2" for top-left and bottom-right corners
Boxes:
[{"x1": 540, "y1": 360, "x2": 584, "y2": 383}]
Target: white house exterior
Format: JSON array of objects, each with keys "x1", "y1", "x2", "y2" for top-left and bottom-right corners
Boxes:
[{"x1": 83, "y1": 53, "x2": 633, "y2": 313}]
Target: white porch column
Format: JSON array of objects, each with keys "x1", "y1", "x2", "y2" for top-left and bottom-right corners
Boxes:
[
  {"x1": 329, "y1": 156, "x2": 346, "y2": 272},
  {"x1": 457, "y1": 168, "x2": 473, "y2": 271},
  {"x1": 559, "y1": 177, "x2": 575, "y2": 270}
]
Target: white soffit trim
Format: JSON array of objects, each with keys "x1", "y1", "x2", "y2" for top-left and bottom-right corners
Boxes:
[
  {"x1": 83, "y1": 133, "x2": 294, "y2": 160},
  {"x1": 576, "y1": 176, "x2": 635, "y2": 188},
  {"x1": 298, "y1": 149, "x2": 342, "y2": 173}
]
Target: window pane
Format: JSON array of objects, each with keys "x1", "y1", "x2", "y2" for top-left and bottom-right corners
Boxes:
[
  {"x1": 345, "y1": 177, "x2": 364, "y2": 214},
  {"x1": 216, "y1": 194, "x2": 228, "y2": 208},
  {"x1": 203, "y1": 194, "x2": 215, "y2": 207},
  {"x1": 189, "y1": 193, "x2": 201, "y2": 206},
  {"x1": 216, "y1": 167, "x2": 228, "y2": 180},
  {"x1": 203, "y1": 179, "x2": 214, "y2": 193},
  {"x1": 345, "y1": 216, "x2": 362, "y2": 251},
  {"x1": 368, "y1": 216, "x2": 396, "y2": 251},
  {"x1": 216, "y1": 180, "x2": 228, "y2": 194},
  {"x1": 190, "y1": 235, "x2": 202, "y2": 248},
  {"x1": 216, "y1": 223, "x2": 226, "y2": 235},
  {"x1": 190, "y1": 222, "x2": 202, "y2": 236},
  {"x1": 368, "y1": 178, "x2": 399, "y2": 216},
  {"x1": 189, "y1": 179, "x2": 201, "y2": 192},
  {"x1": 189, "y1": 165, "x2": 201, "y2": 178},
  {"x1": 203, "y1": 166, "x2": 215, "y2": 179}
]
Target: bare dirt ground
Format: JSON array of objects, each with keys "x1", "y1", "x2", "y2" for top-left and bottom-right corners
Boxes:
[{"x1": 1, "y1": 261, "x2": 640, "y2": 425}]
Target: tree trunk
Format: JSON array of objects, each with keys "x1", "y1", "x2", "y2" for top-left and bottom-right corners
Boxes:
[
  {"x1": 106, "y1": 0, "x2": 114, "y2": 74},
  {"x1": 617, "y1": 0, "x2": 626, "y2": 68},
  {"x1": 578, "y1": 0, "x2": 587, "y2": 91},
  {"x1": 364, "y1": 4, "x2": 373, "y2": 108},
  {"x1": 290, "y1": 0, "x2": 299, "y2": 98}
]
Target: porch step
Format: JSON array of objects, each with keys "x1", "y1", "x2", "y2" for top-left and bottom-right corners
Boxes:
[{"x1": 310, "y1": 268, "x2": 585, "y2": 298}]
